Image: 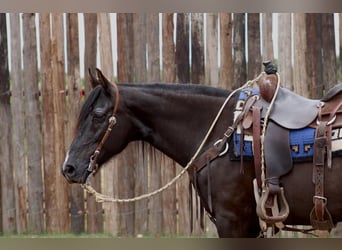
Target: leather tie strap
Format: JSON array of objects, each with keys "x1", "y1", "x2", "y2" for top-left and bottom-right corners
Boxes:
[
  {"x1": 252, "y1": 104, "x2": 262, "y2": 189},
  {"x1": 310, "y1": 106, "x2": 334, "y2": 230}
]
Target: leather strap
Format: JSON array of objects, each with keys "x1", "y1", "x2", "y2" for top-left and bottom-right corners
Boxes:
[
  {"x1": 310, "y1": 105, "x2": 335, "y2": 230},
  {"x1": 252, "y1": 104, "x2": 262, "y2": 188}
]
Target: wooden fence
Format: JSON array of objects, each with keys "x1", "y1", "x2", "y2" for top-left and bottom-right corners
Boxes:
[{"x1": 0, "y1": 13, "x2": 340, "y2": 237}]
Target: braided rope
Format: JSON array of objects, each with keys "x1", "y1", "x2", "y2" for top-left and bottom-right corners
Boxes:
[{"x1": 82, "y1": 75, "x2": 264, "y2": 203}]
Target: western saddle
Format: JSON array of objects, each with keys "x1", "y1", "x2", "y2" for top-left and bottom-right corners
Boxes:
[
  {"x1": 189, "y1": 61, "x2": 342, "y2": 234},
  {"x1": 243, "y1": 62, "x2": 342, "y2": 232}
]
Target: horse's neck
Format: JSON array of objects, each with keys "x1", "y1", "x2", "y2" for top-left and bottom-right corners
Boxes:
[{"x1": 122, "y1": 85, "x2": 222, "y2": 166}]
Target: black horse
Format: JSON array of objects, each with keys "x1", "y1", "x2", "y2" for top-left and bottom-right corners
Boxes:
[{"x1": 62, "y1": 69, "x2": 342, "y2": 237}]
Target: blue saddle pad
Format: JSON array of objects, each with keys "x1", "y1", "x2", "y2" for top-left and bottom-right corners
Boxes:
[{"x1": 232, "y1": 127, "x2": 316, "y2": 162}]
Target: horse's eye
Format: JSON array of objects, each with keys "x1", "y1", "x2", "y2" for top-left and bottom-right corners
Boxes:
[{"x1": 92, "y1": 109, "x2": 106, "y2": 121}]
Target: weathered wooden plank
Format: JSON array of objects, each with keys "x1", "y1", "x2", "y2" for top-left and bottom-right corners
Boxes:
[
  {"x1": 22, "y1": 13, "x2": 44, "y2": 234},
  {"x1": 116, "y1": 13, "x2": 135, "y2": 236},
  {"x1": 9, "y1": 13, "x2": 27, "y2": 234},
  {"x1": 51, "y1": 13, "x2": 69, "y2": 233},
  {"x1": 321, "y1": 13, "x2": 337, "y2": 92},
  {"x1": 204, "y1": 13, "x2": 220, "y2": 236},
  {"x1": 206, "y1": 13, "x2": 219, "y2": 87},
  {"x1": 190, "y1": 12, "x2": 206, "y2": 235},
  {"x1": 306, "y1": 14, "x2": 323, "y2": 98},
  {"x1": 82, "y1": 14, "x2": 103, "y2": 234},
  {"x1": 161, "y1": 13, "x2": 177, "y2": 235},
  {"x1": 219, "y1": 13, "x2": 233, "y2": 88},
  {"x1": 162, "y1": 13, "x2": 176, "y2": 83},
  {"x1": 83, "y1": 14, "x2": 98, "y2": 94},
  {"x1": 175, "y1": 13, "x2": 192, "y2": 236},
  {"x1": 66, "y1": 13, "x2": 85, "y2": 234},
  {"x1": 146, "y1": 14, "x2": 160, "y2": 82},
  {"x1": 191, "y1": 13, "x2": 205, "y2": 84},
  {"x1": 293, "y1": 13, "x2": 310, "y2": 97},
  {"x1": 261, "y1": 13, "x2": 274, "y2": 61},
  {"x1": 232, "y1": 13, "x2": 247, "y2": 88},
  {"x1": 0, "y1": 13, "x2": 14, "y2": 234},
  {"x1": 176, "y1": 13, "x2": 190, "y2": 83},
  {"x1": 277, "y1": 13, "x2": 293, "y2": 90},
  {"x1": 247, "y1": 13, "x2": 261, "y2": 79},
  {"x1": 132, "y1": 13, "x2": 148, "y2": 236},
  {"x1": 40, "y1": 13, "x2": 58, "y2": 234},
  {"x1": 98, "y1": 13, "x2": 116, "y2": 236},
  {"x1": 146, "y1": 13, "x2": 162, "y2": 236}
]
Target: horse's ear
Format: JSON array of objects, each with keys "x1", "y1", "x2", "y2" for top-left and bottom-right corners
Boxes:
[
  {"x1": 95, "y1": 68, "x2": 111, "y2": 91},
  {"x1": 88, "y1": 67, "x2": 99, "y2": 89}
]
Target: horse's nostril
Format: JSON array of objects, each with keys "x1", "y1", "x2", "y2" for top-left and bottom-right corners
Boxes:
[{"x1": 64, "y1": 164, "x2": 76, "y2": 176}]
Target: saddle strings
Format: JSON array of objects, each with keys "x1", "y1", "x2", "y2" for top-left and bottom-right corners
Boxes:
[{"x1": 82, "y1": 73, "x2": 265, "y2": 203}]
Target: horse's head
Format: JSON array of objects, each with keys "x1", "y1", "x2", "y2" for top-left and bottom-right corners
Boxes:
[{"x1": 62, "y1": 68, "x2": 131, "y2": 184}]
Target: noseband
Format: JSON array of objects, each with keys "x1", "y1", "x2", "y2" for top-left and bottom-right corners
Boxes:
[{"x1": 87, "y1": 82, "x2": 120, "y2": 174}]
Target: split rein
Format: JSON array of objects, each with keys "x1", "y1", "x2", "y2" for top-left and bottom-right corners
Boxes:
[{"x1": 81, "y1": 75, "x2": 264, "y2": 203}]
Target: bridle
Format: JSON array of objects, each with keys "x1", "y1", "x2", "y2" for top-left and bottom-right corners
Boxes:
[{"x1": 87, "y1": 82, "x2": 120, "y2": 175}]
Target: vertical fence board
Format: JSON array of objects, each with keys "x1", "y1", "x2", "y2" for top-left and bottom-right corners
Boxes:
[
  {"x1": 51, "y1": 13, "x2": 69, "y2": 233},
  {"x1": 175, "y1": 13, "x2": 192, "y2": 236},
  {"x1": 247, "y1": 13, "x2": 262, "y2": 79},
  {"x1": 162, "y1": 13, "x2": 176, "y2": 83},
  {"x1": 191, "y1": 11, "x2": 206, "y2": 234},
  {"x1": 22, "y1": 13, "x2": 44, "y2": 234},
  {"x1": 117, "y1": 13, "x2": 135, "y2": 236},
  {"x1": 83, "y1": 14, "x2": 98, "y2": 94},
  {"x1": 98, "y1": 13, "x2": 115, "y2": 236},
  {"x1": 205, "y1": 13, "x2": 220, "y2": 236},
  {"x1": 206, "y1": 13, "x2": 219, "y2": 87},
  {"x1": 321, "y1": 13, "x2": 337, "y2": 92},
  {"x1": 146, "y1": 13, "x2": 162, "y2": 235},
  {"x1": 306, "y1": 14, "x2": 323, "y2": 98},
  {"x1": 219, "y1": 13, "x2": 233, "y2": 88},
  {"x1": 277, "y1": 13, "x2": 293, "y2": 90},
  {"x1": 176, "y1": 13, "x2": 190, "y2": 83},
  {"x1": 159, "y1": 13, "x2": 184, "y2": 234},
  {"x1": 132, "y1": 13, "x2": 148, "y2": 236},
  {"x1": 9, "y1": 13, "x2": 27, "y2": 234},
  {"x1": 191, "y1": 13, "x2": 205, "y2": 84},
  {"x1": 147, "y1": 14, "x2": 160, "y2": 82},
  {"x1": 232, "y1": 13, "x2": 246, "y2": 88},
  {"x1": 261, "y1": 13, "x2": 274, "y2": 61},
  {"x1": 40, "y1": 13, "x2": 58, "y2": 233},
  {"x1": 66, "y1": 13, "x2": 85, "y2": 234},
  {"x1": 83, "y1": 14, "x2": 103, "y2": 235},
  {"x1": 0, "y1": 13, "x2": 14, "y2": 234},
  {"x1": 293, "y1": 14, "x2": 310, "y2": 97}
]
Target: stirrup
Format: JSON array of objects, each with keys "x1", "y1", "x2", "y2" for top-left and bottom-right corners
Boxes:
[
  {"x1": 310, "y1": 206, "x2": 334, "y2": 231},
  {"x1": 256, "y1": 185, "x2": 289, "y2": 224}
]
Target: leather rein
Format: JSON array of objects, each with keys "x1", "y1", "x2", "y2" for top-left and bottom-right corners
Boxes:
[{"x1": 87, "y1": 83, "x2": 120, "y2": 175}]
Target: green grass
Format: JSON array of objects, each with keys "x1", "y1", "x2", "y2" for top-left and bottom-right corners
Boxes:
[{"x1": 0, "y1": 233, "x2": 114, "y2": 238}]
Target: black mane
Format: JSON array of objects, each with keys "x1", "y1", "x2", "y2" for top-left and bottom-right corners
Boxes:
[{"x1": 119, "y1": 82, "x2": 231, "y2": 98}]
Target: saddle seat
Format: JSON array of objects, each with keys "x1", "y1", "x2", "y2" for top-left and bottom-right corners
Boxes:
[{"x1": 259, "y1": 87, "x2": 320, "y2": 129}]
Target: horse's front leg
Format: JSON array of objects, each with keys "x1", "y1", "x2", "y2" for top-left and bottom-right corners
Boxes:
[
  {"x1": 196, "y1": 160, "x2": 259, "y2": 237},
  {"x1": 214, "y1": 207, "x2": 260, "y2": 237}
]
